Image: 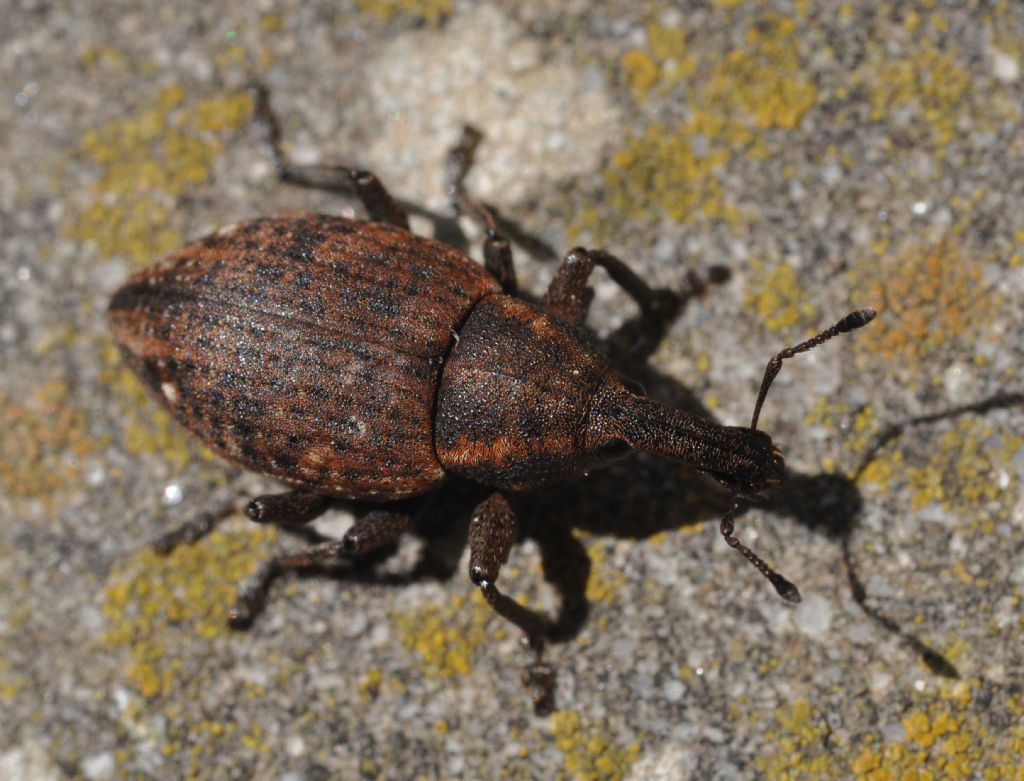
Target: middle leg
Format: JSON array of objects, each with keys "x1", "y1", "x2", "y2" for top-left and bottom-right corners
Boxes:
[
  {"x1": 445, "y1": 126, "x2": 517, "y2": 293},
  {"x1": 249, "y1": 82, "x2": 410, "y2": 230}
]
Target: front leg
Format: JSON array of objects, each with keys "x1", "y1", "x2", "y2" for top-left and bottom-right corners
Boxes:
[
  {"x1": 544, "y1": 248, "x2": 728, "y2": 359},
  {"x1": 468, "y1": 493, "x2": 555, "y2": 714},
  {"x1": 543, "y1": 247, "x2": 679, "y2": 326}
]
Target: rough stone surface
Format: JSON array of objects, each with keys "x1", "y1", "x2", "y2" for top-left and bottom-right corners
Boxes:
[{"x1": 2, "y1": 1, "x2": 1023, "y2": 779}]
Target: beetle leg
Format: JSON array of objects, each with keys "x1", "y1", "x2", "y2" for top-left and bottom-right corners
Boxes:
[
  {"x1": 482, "y1": 230, "x2": 516, "y2": 294},
  {"x1": 228, "y1": 508, "x2": 412, "y2": 628},
  {"x1": 152, "y1": 497, "x2": 246, "y2": 554},
  {"x1": 587, "y1": 249, "x2": 679, "y2": 323},
  {"x1": 153, "y1": 489, "x2": 332, "y2": 555},
  {"x1": 446, "y1": 125, "x2": 517, "y2": 293},
  {"x1": 545, "y1": 246, "x2": 684, "y2": 327},
  {"x1": 249, "y1": 82, "x2": 410, "y2": 230},
  {"x1": 244, "y1": 489, "x2": 332, "y2": 527},
  {"x1": 468, "y1": 493, "x2": 556, "y2": 713},
  {"x1": 542, "y1": 247, "x2": 596, "y2": 325}
]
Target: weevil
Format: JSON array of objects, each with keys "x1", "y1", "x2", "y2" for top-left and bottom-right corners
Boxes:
[{"x1": 108, "y1": 85, "x2": 875, "y2": 711}]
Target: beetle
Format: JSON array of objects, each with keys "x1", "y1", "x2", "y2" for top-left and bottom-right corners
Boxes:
[{"x1": 108, "y1": 84, "x2": 874, "y2": 710}]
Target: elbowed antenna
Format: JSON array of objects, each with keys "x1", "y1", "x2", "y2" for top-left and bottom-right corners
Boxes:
[
  {"x1": 750, "y1": 309, "x2": 878, "y2": 430},
  {"x1": 723, "y1": 308, "x2": 878, "y2": 603}
]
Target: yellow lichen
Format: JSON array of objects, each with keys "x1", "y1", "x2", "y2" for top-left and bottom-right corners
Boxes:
[
  {"x1": 619, "y1": 49, "x2": 661, "y2": 100},
  {"x1": 745, "y1": 261, "x2": 818, "y2": 332},
  {"x1": 64, "y1": 84, "x2": 253, "y2": 265},
  {"x1": 705, "y1": 13, "x2": 818, "y2": 132},
  {"x1": 354, "y1": 0, "x2": 453, "y2": 26},
  {"x1": 584, "y1": 540, "x2": 628, "y2": 605},
  {"x1": 102, "y1": 526, "x2": 277, "y2": 698},
  {"x1": 858, "y1": 38, "x2": 971, "y2": 149},
  {"x1": 851, "y1": 238, "x2": 1001, "y2": 373},
  {"x1": 758, "y1": 679, "x2": 1024, "y2": 780},
  {"x1": 600, "y1": 122, "x2": 735, "y2": 229},
  {"x1": 0, "y1": 379, "x2": 98, "y2": 501},
  {"x1": 619, "y1": 22, "x2": 696, "y2": 100},
  {"x1": 588, "y1": 12, "x2": 816, "y2": 237},
  {"x1": 902, "y1": 418, "x2": 1021, "y2": 515},
  {"x1": 551, "y1": 710, "x2": 643, "y2": 781},
  {"x1": 0, "y1": 653, "x2": 26, "y2": 700},
  {"x1": 394, "y1": 591, "x2": 500, "y2": 678},
  {"x1": 358, "y1": 668, "x2": 384, "y2": 700}
]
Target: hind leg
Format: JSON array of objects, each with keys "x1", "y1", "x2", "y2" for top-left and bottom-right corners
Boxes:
[
  {"x1": 152, "y1": 488, "x2": 332, "y2": 554},
  {"x1": 229, "y1": 507, "x2": 413, "y2": 627}
]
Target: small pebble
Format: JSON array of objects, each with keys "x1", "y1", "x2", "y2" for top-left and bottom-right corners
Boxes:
[{"x1": 794, "y1": 593, "x2": 833, "y2": 637}]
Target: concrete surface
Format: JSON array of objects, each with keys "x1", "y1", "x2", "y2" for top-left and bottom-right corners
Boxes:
[{"x1": 2, "y1": 1, "x2": 1023, "y2": 779}]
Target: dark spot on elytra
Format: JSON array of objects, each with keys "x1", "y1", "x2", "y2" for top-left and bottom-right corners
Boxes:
[
  {"x1": 273, "y1": 454, "x2": 298, "y2": 470},
  {"x1": 298, "y1": 296, "x2": 326, "y2": 317},
  {"x1": 308, "y1": 386, "x2": 331, "y2": 401},
  {"x1": 369, "y1": 293, "x2": 399, "y2": 317},
  {"x1": 286, "y1": 244, "x2": 315, "y2": 263},
  {"x1": 256, "y1": 262, "x2": 285, "y2": 282},
  {"x1": 233, "y1": 396, "x2": 265, "y2": 418}
]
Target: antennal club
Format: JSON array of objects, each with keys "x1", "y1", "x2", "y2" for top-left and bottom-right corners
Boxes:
[{"x1": 721, "y1": 308, "x2": 877, "y2": 602}]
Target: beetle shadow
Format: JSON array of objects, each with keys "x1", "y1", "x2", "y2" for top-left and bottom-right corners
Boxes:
[
  {"x1": 543, "y1": 372, "x2": 1022, "y2": 681},
  {"x1": 506, "y1": 311, "x2": 1024, "y2": 684}
]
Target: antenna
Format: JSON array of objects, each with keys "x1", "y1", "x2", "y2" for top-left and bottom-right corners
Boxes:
[{"x1": 722, "y1": 308, "x2": 877, "y2": 602}]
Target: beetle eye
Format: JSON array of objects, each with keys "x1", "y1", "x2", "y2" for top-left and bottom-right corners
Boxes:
[{"x1": 597, "y1": 438, "x2": 630, "y2": 458}]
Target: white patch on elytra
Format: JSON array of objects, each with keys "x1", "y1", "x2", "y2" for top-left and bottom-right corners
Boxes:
[
  {"x1": 161, "y1": 382, "x2": 178, "y2": 404},
  {"x1": 215, "y1": 222, "x2": 242, "y2": 238}
]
